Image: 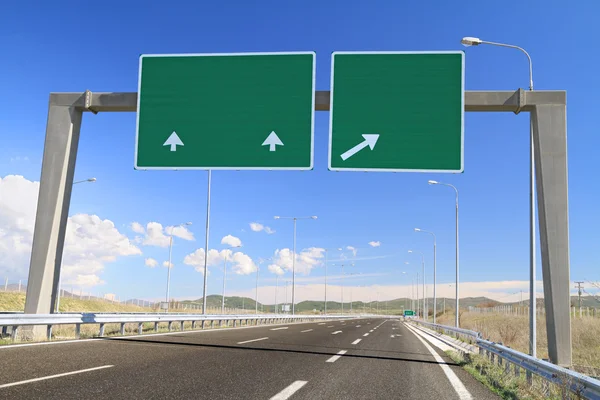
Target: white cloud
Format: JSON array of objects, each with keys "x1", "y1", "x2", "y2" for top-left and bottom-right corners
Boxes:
[
  {"x1": 163, "y1": 261, "x2": 174, "y2": 269},
  {"x1": 346, "y1": 246, "x2": 357, "y2": 256},
  {"x1": 268, "y1": 264, "x2": 285, "y2": 276},
  {"x1": 134, "y1": 222, "x2": 195, "y2": 247},
  {"x1": 0, "y1": 175, "x2": 141, "y2": 287},
  {"x1": 368, "y1": 241, "x2": 381, "y2": 248},
  {"x1": 249, "y1": 222, "x2": 275, "y2": 234},
  {"x1": 221, "y1": 234, "x2": 242, "y2": 248},
  {"x1": 131, "y1": 222, "x2": 145, "y2": 234},
  {"x1": 269, "y1": 247, "x2": 324, "y2": 275},
  {"x1": 183, "y1": 248, "x2": 257, "y2": 275},
  {"x1": 145, "y1": 258, "x2": 158, "y2": 268}
]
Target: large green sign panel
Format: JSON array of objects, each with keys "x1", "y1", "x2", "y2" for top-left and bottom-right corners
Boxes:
[
  {"x1": 328, "y1": 51, "x2": 464, "y2": 172},
  {"x1": 135, "y1": 52, "x2": 315, "y2": 170}
]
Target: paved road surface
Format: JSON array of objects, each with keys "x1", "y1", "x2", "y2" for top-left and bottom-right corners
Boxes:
[{"x1": 0, "y1": 318, "x2": 498, "y2": 399}]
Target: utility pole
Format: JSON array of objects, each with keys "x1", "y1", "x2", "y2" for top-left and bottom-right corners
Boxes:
[{"x1": 575, "y1": 282, "x2": 584, "y2": 309}]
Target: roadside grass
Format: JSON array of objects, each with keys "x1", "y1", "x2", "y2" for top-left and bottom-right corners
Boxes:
[
  {"x1": 436, "y1": 311, "x2": 600, "y2": 376},
  {"x1": 446, "y1": 350, "x2": 576, "y2": 400},
  {"x1": 0, "y1": 292, "x2": 154, "y2": 313}
]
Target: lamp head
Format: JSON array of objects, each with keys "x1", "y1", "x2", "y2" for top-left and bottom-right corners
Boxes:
[
  {"x1": 414, "y1": 228, "x2": 421, "y2": 232},
  {"x1": 274, "y1": 216, "x2": 280, "y2": 220},
  {"x1": 428, "y1": 180, "x2": 438, "y2": 185},
  {"x1": 461, "y1": 36, "x2": 482, "y2": 47},
  {"x1": 311, "y1": 216, "x2": 318, "y2": 220},
  {"x1": 88, "y1": 178, "x2": 97, "y2": 182},
  {"x1": 408, "y1": 250, "x2": 413, "y2": 253},
  {"x1": 185, "y1": 222, "x2": 192, "y2": 226}
]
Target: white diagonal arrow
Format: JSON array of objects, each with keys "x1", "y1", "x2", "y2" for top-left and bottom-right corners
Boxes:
[
  {"x1": 262, "y1": 131, "x2": 284, "y2": 152},
  {"x1": 163, "y1": 131, "x2": 184, "y2": 152},
  {"x1": 340, "y1": 134, "x2": 380, "y2": 161}
]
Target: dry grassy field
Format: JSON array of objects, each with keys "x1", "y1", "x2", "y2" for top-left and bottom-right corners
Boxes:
[{"x1": 436, "y1": 311, "x2": 600, "y2": 376}]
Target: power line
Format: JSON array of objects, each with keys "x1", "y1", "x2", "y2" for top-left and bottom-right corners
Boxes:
[{"x1": 574, "y1": 282, "x2": 584, "y2": 308}]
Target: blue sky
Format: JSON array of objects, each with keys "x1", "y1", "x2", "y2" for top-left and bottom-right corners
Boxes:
[{"x1": 1, "y1": 1, "x2": 598, "y2": 304}]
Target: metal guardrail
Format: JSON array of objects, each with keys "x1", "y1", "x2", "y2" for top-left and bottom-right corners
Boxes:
[
  {"x1": 0, "y1": 313, "x2": 355, "y2": 342},
  {"x1": 411, "y1": 320, "x2": 600, "y2": 400}
]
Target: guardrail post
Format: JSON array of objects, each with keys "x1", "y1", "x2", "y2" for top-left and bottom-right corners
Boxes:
[
  {"x1": 120, "y1": 323, "x2": 125, "y2": 335},
  {"x1": 233, "y1": 320, "x2": 237, "y2": 327},
  {"x1": 99, "y1": 323, "x2": 105, "y2": 337},
  {"x1": 191, "y1": 320, "x2": 196, "y2": 329},
  {"x1": 11, "y1": 326, "x2": 19, "y2": 342},
  {"x1": 47, "y1": 325, "x2": 52, "y2": 340},
  {"x1": 180, "y1": 321, "x2": 184, "y2": 331},
  {"x1": 75, "y1": 324, "x2": 81, "y2": 339},
  {"x1": 210, "y1": 320, "x2": 214, "y2": 329},
  {"x1": 1, "y1": 326, "x2": 7, "y2": 337},
  {"x1": 219, "y1": 320, "x2": 223, "y2": 328},
  {"x1": 138, "y1": 323, "x2": 143, "y2": 335},
  {"x1": 514, "y1": 365, "x2": 520, "y2": 378},
  {"x1": 504, "y1": 361, "x2": 510, "y2": 375},
  {"x1": 154, "y1": 322, "x2": 158, "y2": 332},
  {"x1": 168, "y1": 321, "x2": 172, "y2": 332},
  {"x1": 201, "y1": 320, "x2": 205, "y2": 329}
]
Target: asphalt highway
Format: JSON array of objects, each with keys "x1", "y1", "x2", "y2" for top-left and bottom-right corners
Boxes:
[{"x1": 0, "y1": 318, "x2": 499, "y2": 399}]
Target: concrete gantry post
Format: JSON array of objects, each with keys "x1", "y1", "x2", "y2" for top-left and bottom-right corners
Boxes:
[{"x1": 23, "y1": 89, "x2": 571, "y2": 367}]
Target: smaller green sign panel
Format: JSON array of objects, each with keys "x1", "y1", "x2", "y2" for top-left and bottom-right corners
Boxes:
[
  {"x1": 404, "y1": 310, "x2": 415, "y2": 316},
  {"x1": 329, "y1": 51, "x2": 464, "y2": 173},
  {"x1": 135, "y1": 52, "x2": 315, "y2": 170}
]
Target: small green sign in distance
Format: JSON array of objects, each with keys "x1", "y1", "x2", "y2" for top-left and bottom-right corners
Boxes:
[
  {"x1": 404, "y1": 310, "x2": 415, "y2": 316},
  {"x1": 329, "y1": 51, "x2": 464, "y2": 173},
  {"x1": 135, "y1": 52, "x2": 315, "y2": 170}
]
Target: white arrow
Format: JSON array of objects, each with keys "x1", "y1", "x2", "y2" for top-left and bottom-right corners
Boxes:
[
  {"x1": 331, "y1": 331, "x2": 342, "y2": 335},
  {"x1": 262, "y1": 131, "x2": 284, "y2": 152},
  {"x1": 340, "y1": 134, "x2": 380, "y2": 161},
  {"x1": 163, "y1": 131, "x2": 184, "y2": 152}
]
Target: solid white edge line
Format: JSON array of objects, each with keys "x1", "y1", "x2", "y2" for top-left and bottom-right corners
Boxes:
[
  {"x1": 301, "y1": 329, "x2": 313, "y2": 333},
  {"x1": 405, "y1": 324, "x2": 473, "y2": 400},
  {"x1": 351, "y1": 339, "x2": 361, "y2": 345},
  {"x1": 326, "y1": 350, "x2": 348, "y2": 363},
  {"x1": 237, "y1": 337, "x2": 269, "y2": 344},
  {"x1": 0, "y1": 319, "x2": 351, "y2": 350},
  {"x1": 0, "y1": 365, "x2": 114, "y2": 389},
  {"x1": 269, "y1": 380, "x2": 308, "y2": 400}
]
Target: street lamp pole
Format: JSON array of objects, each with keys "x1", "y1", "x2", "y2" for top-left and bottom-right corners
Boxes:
[
  {"x1": 166, "y1": 222, "x2": 192, "y2": 312},
  {"x1": 429, "y1": 180, "x2": 460, "y2": 327},
  {"x1": 274, "y1": 216, "x2": 317, "y2": 315},
  {"x1": 255, "y1": 265, "x2": 259, "y2": 314},
  {"x1": 415, "y1": 228, "x2": 437, "y2": 323},
  {"x1": 323, "y1": 248, "x2": 342, "y2": 315},
  {"x1": 461, "y1": 35, "x2": 536, "y2": 358},
  {"x1": 408, "y1": 250, "x2": 426, "y2": 320},
  {"x1": 221, "y1": 245, "x2": 240, "y2": 314}
]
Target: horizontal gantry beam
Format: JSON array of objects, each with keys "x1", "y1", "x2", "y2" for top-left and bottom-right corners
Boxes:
[{"x1": 49, "y1": 89, "x2": 566, "y2": 113}]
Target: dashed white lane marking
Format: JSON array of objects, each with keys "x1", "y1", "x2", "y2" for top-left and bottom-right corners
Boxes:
[
  {"x1": 356, "y1": 325, "x2": 361, "y2": 328},
  {"x1": 237, "y1": 337, "x2": 269, "y2": 344},
  {"x1": 405, "y1": 324, "x2": 473, "y2": 399},
  {"x1": 301, "y1": 329, "x2": 313, "y2": 333},
  {"x1": 270, "y1": 380, "x2": 308, "y2": 400},
  {"x1": 332, "y1": 331, "x2": 342, "y2": 335},
  {"x1": 270, "y1": 327, "x2": 289, "y2": 331},
  {"x1": 318, "y1": 323, "x2": 326, "y2": 325},
  {"x1": 351, "y1": 339, "x2": 362, "y2": 345},
  {"x1": 370, "y1": 330, "x2": 374, "y2": 333},
  {"x1": 0, "y1": 365, "x2": 114, "y2": 389},
  {"x1": 363, "y1": 333, "x2": 369, "y2": 337},
  {"x1": 327, "y1": 325, "x2": 334, "y2": 328},
  {"x1": 326, "y1": 350, "x2": 348, "y2": 363}
]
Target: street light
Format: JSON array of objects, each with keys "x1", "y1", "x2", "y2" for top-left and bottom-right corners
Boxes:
[
  {"x1": 408, "y1": 250, "x2": 426, "y2": 321},
  {"x1": 55, "y1": 177, "x2": 98, "y2": 312},
  {"x1": 73, "y1": 177, "x2": 97, "y2": 185},
  {"x1": 429, "y1": 180, "x2": 460, "y2": 327},
  {"x1": 461, "y1": 36, "x2": 536, "y2": 357},
  {"x1": 323, "y1": 247, "x2": 342, "y2": 315},
  {"x1": 166, "y1": 222, "x2": 192, "y2": 311},
  {"x1": 415, "y1": 228, "x2": 437, "y2": 323},
  {"x1": 222, "y1": 245, "x2": 241, "y2": 314},
  {"x1": 274, "y1": 216, "x2": 318, "y2": 315}
]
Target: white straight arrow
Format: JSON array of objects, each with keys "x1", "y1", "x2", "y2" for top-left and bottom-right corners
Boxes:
[
  {"x1": 262, "y1": 131, "x2": 284, "y2": 152},
  {"x1": 340, "y1": 134, "x2": 380, "y2": 161},
  {"x1": 163, "y1": 131, "x2": 184, "y2": 152}
]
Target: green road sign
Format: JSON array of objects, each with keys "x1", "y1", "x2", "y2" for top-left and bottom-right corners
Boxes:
[
  {"x1": 135, "y1": 52, "x2": 315, "y2": 170},
  {"x1": 328, "y1": 51, "x2": 464, "y2": 172},
  {"x1": 403, "y1": 310, "x2": 415, "y2": 316}
]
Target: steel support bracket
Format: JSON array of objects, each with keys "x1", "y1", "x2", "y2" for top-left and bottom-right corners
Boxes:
[{"x1": 84, "y1": 90, "x2": 99, "y2": 114}]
